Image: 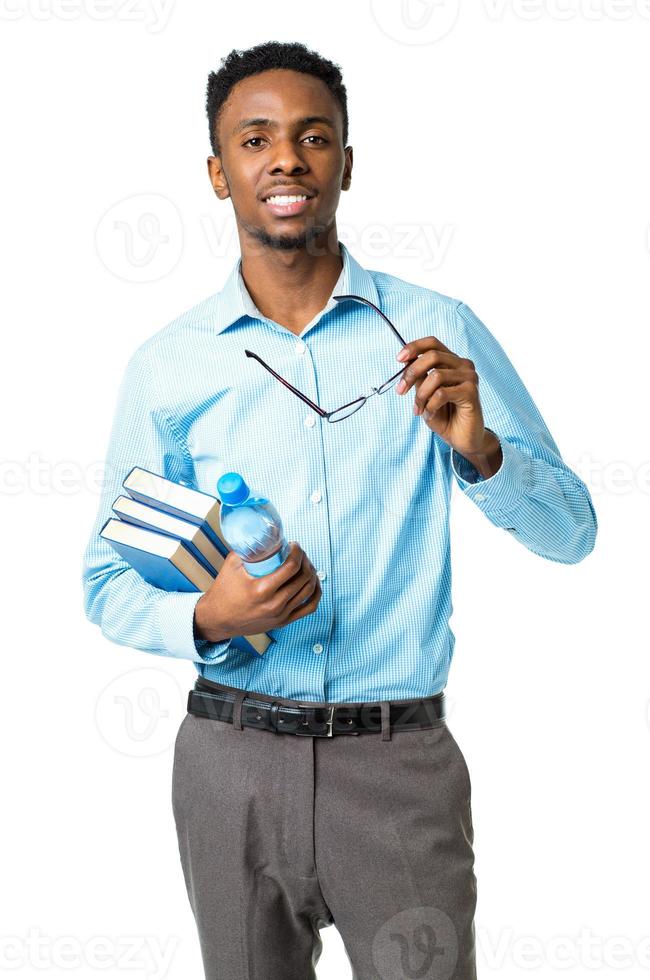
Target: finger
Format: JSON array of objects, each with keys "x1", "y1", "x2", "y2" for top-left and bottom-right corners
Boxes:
[
  {"x1": 396, "y1": 336, "x2": 454, "y2": 364},
  {"x1": 282, "y1": 579, "x2": 322, "y2": 625},
  {"x1": 257, "y1": 542, "x2": 303, "y2": 591},
  {"x1": 423, "y1": 380, "x2": 476, "y2": 415},
  {"x1": 396, "y1": 351, "x2": 460, "y2": 396},
  {"x1": 413, "y1": 368, "x2": 468, "y2": 414},
  {"x1": 283, "y1": 574, "x2": 319, "y2": 617},
  {"x1": 271, "y1": 558, "x2": 315, "y2": 609}
]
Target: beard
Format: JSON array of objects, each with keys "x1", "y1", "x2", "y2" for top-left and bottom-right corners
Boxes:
[
  {"x1": 251, "y1": 228, "x2": 313, "y2": 251},
  {"x1": 239, "y1": 214, "x2": 335, "y2": 255}
]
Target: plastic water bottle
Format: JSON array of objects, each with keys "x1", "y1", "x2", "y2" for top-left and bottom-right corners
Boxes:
[{"x1": 217, "y1": 472, "x2": 290, "y2": 578}]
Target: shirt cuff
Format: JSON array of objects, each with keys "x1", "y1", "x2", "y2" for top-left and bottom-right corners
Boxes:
[
  {"x1": 451, "y1": 430, "x2": 531, "y2": 516},
  {"x1": 157, "y1": 591, "x2": 232, "y2": 664}
]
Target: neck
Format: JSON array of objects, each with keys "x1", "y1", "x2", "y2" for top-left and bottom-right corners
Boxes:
[{"x1": 238, "y1": 229, "x2": 343, "y2": 335}]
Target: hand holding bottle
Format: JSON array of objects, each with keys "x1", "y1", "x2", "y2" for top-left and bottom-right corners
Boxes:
[{"x1": 194, "y1": 542, "x2": 322, "y2": 644}]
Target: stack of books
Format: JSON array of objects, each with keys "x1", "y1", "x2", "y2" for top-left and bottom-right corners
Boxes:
[{"x1": 99, "y1": 466, "x2": 272, "y2": 657}]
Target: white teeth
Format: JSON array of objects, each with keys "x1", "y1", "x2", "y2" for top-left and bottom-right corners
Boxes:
[{"x1": 266, "y1": 194, "x2": 308, "y2": 205}]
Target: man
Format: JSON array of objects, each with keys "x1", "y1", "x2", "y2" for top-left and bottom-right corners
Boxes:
[{"x1": 82, "y1": 40, "x2": 598, "y2": 980}]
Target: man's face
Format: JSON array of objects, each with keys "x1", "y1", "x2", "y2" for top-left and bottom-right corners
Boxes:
[{"x1": 208, "y1": 68, "x2": 352, "y2": 253}]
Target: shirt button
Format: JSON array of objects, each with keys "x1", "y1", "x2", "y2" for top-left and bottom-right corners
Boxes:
[
  {"x1": 295, "y1": 340, "x2": 307, "y2": 355},
  {"x1": 475, "y1": 493, "x2": 486, "y2": 501},
  {"x1": 317, "y1": 570, "x2": 327, "y2": 581},
  {"x1": 310, "y1": 490, "x2": 322, "y2": 503},
  {"x1": 304, "y1": 415, "x2": 316, "y2": 428},
  {"x1": 313, "y1": 643, "x2": 323, "y2": 654}
]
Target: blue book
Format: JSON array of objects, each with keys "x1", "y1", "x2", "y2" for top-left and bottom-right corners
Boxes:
[
  {"x1": 112, "y1": 494, "x2": 223, "y2": 577},
  {"x1": 122, "y1": 467, "x2": 228, "y2": 557},
  {"x1": 99, "y1": 517, "x2": 272, "y2": 657}
]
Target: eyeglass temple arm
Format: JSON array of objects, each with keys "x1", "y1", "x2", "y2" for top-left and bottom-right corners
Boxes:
[
  {"x1": 244, "y1": 296, "x2": 411, "y2": 418},
  {"x1": 244, "y1": 350, "x2": 327, "y2": 417},
  {"x1": 332, "y1": 294, "x2": 409, "y2": 348}
]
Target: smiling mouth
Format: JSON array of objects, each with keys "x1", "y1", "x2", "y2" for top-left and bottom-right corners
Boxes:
[{"x1": 262, "y1": 195, "x2": 314, "y2": 217}]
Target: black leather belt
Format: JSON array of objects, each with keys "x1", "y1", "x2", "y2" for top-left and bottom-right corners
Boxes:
[{"x1": 187, "y1": 678, "x2": 446, "y2": 739}]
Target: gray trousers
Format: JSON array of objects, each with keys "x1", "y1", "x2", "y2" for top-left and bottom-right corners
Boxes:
[{"x1": 171, "y1": 682, "x2": 477, "y2": 980}]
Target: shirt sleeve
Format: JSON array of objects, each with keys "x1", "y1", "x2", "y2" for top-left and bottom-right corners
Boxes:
[
  {"x1": 81, "y1": 346, "x2": 233, "y2": 664},
  {"x1": 449, "y1": 301, "x2": 598, "y2": 564}
]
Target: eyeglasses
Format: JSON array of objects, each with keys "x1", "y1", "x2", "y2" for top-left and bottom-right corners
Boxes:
[{"x1": 244, "y1": 293, "x2": 414, "y2": 423}]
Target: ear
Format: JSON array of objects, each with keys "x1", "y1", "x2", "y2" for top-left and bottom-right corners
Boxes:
[
  {"x1": 341, "y1": 145, "x2": 353, "y2": 192},
  {"x1": 207, "y1": 156, "x2": 230, "y2": 200}
]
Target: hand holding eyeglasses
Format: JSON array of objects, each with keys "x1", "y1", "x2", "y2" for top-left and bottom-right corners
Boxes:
[
  {"x1": 395, "y1": 337, "x2": 502, "y2": 471},
  {"x1": 244, "y1": 292, "x2": 501, "y2": 473}
]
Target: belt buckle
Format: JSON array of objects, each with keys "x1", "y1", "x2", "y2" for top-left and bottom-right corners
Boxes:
[
  {"x1": 324, "y1": 705, "x2": 335, "y2": 737},
  {"x1": 298, "y1": 704, "x2": 335, "y2": 736}
]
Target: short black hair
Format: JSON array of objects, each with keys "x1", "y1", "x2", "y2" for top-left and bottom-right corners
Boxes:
[{"x1": 205, "y1": 41, "x2": 349, "y2": 158}]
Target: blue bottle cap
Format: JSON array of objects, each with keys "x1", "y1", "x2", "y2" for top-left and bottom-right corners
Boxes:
[{"x1": 217, "y1": 472, "x2": 250, "y2": 505}]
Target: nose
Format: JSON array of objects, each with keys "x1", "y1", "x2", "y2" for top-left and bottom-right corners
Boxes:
[{"x1": 267, "y1": 137, "x2": 308, "y2": 175}]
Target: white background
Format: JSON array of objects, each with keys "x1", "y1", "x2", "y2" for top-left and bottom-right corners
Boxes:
[{"x1": 1, "y1": 1, "x2": 649, "y2": 977}]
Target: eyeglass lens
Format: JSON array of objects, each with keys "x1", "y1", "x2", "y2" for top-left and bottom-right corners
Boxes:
[{"x1": 328, "y1": 368, "x2": 404, "y2": 422}]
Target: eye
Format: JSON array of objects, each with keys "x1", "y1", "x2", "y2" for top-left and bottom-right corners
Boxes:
[{"x1": 241, "y1": 135, "x2": 328, "y2": 148}]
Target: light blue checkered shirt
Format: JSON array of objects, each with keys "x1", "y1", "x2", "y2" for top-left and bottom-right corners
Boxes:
[{"x1": 82, "y1": 241, "x2": 597, "y2": 702}]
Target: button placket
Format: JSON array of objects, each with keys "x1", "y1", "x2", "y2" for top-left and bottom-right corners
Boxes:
[{"x1": 293, "y1": 337, "x2": 332, "y2": 675}]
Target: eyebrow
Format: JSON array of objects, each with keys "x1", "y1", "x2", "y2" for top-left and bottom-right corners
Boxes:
[{"x1": 232, "y1": 115, "x2": 336, "y2": 136}]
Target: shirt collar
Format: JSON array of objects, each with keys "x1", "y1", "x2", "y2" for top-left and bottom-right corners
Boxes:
[{"x1": 213, "y1": 240, "x2": 381, "y2": 335}]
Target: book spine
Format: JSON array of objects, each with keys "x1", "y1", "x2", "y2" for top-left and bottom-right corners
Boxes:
[{"x1": 200, "y1": 522, "x2": 229, "y2": 557}]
